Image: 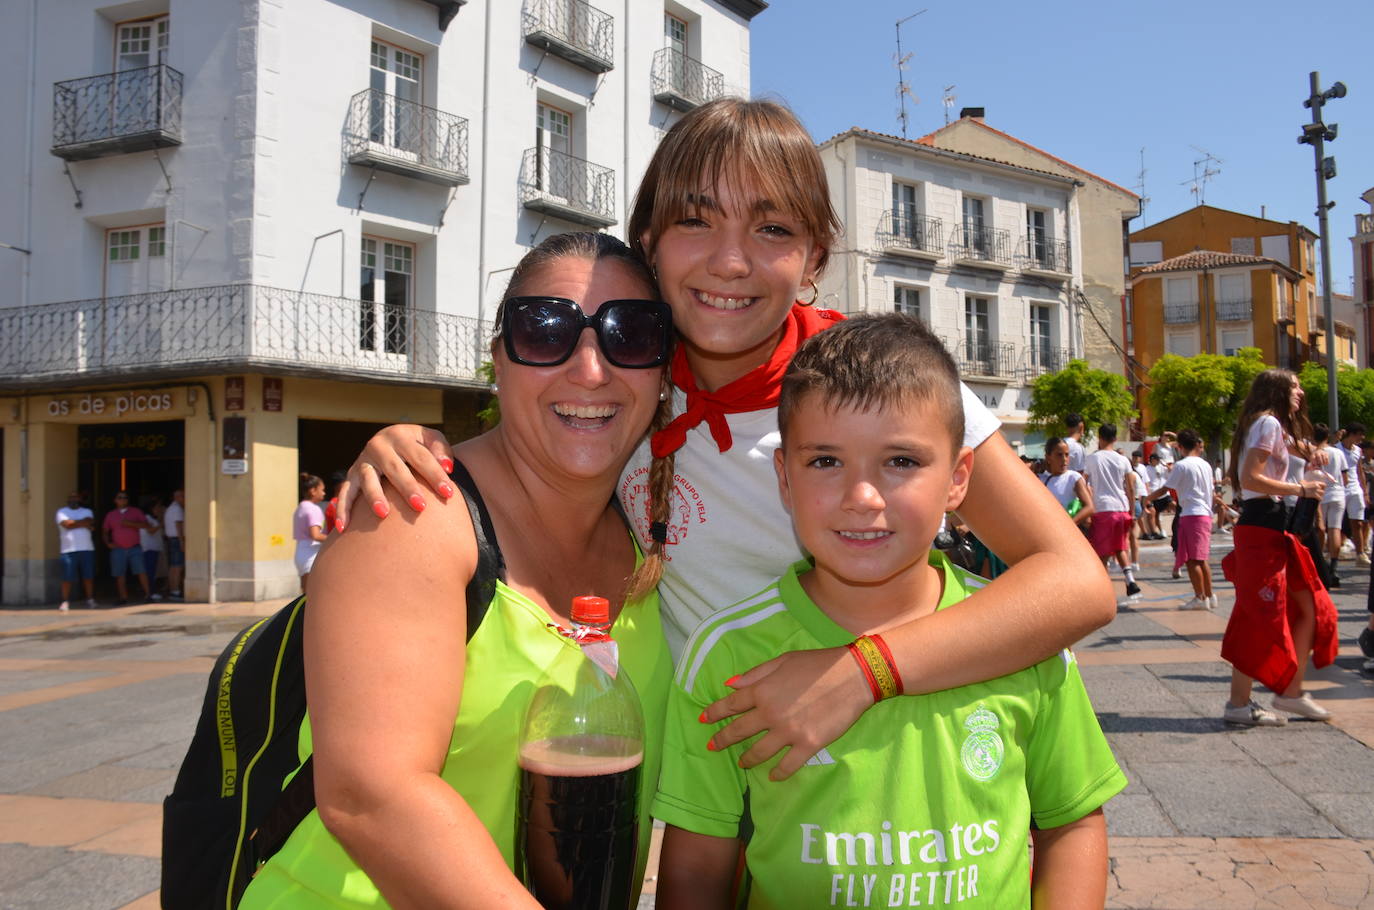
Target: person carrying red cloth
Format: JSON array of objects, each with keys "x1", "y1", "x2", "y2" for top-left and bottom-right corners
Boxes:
[{"x1": 1221, "y1": 369, "x2": 1335, "y2": 725}]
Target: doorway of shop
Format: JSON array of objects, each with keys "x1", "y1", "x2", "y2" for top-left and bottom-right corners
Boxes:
[{"x1": 78, "y1": 420, "x2": 184, "y2": 601}]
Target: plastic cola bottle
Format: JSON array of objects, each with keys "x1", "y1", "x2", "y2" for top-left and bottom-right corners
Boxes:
[{"x1": 516, "y1": 595, "x2": 644, "y2": 910}]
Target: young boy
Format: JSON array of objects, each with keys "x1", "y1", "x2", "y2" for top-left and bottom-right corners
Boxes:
[
  {"x1": 653, "y1": 314, "x2": 1125, "y2": 910},
  {"x1": 1164, "y1": 429, "x2": 1216, "y2": 610},
  {"x1": 1083, "y1": 424, "x2": 1141, "y2": 604}
]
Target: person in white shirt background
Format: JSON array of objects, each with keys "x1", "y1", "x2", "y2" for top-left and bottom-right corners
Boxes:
[
  {"x1": 1064, "y1": 413, "x2": 1086, "y2": 473},
  {"x1": 1312, "y1": 424, "x2": 1348, "y2": 586},
  {"x1": 1341, "y1": 423, "x2": 1369, "y2": 566},
  {"x1": 1165, "y1": 429, "x2": 1217, "y2": 611},
  {"x1": 55, "y1": 490, "x2": 97, "y2": 611},
  {"x1": 1083, "y1": 423, "x2": 1140, "y2": 603},
  {"x1": 1131, "y1": 450, "x2": 1158, "y2": 547}
]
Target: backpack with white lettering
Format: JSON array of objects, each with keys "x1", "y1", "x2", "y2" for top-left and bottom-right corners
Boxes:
[{"x1": 160, "y1": 462, "x2": 502, "y2": 909}]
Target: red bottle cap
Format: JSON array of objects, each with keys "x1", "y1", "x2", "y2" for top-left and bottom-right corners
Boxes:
[{"x1": 571, "y1": 595, "x2": 610, "y2": 626}]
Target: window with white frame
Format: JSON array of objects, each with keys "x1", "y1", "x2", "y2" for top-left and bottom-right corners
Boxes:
[
  {"x1": 1030, "y1": 303, "x2": 1054, "y2": 368},
  {"x1": 116, "y1": 17, "x2": 169, "y2": 70},
  {"x1": 892, "y1": 182, "x2": 919, "y2": 240},
  {"x1": 1220, "y1": 329, "x2": 1251, "y2": 357},
  {"x1": 113, "y1": 17, "x2": 169, "y2": 137},
  {"x1": 368, "y1": 40, "x2": 423, "y2": 155},
  {"x1": 1165, "y1": 276, "x2": 1194, "y2": 304},
  {"x1": 360, "y1": 236, "x2": 414, "y2": 355},
  {"x1": 1166, "y1": 331, "x2": 1199, "y2": 357},
  {"x1": 962, "y1": 196, "x2": 987, "y2": 252},
  {"x1": 664, "y1": 12, "x2": 688, "y2": 91},
  {"x1": 964, "y1": 295, "x2": 991, "y2": 363},
  {"x1": 893, "y1": 285, "x2": 923, "y2": 320},
  {"x1": 1026, "y1": 208, "x2": 1049, "y2": 267},
  {"x1": 105, "y1": 224, "x2": 168, "y2": 297},
  {"x1": 534, "y1": 102, "x2": 574, "y2": 198}
]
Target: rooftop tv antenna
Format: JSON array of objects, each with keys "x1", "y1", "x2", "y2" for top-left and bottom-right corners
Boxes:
[
  {"x1": 1134, "y1": 147, "x2": 1150, "y2": 224},
  {"x1": 1180, "y1": 146, "x2": 1222, "y2": 206},
  {"x1": 942, "y1": 84, "x2": 957, "y2": 125},
  {"x1": 894, "y1": 10, "x2": 926, "y2": 139}
]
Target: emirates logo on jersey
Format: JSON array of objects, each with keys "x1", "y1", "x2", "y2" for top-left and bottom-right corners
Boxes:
[{"x1": 619, "y1": 465, "x2": 708, "y2": 561}]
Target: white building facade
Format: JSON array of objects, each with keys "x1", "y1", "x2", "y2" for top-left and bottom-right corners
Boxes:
[
  {"x1": 817, "y1": 129, "x2": 1084, "y2": 449},
  {"x1": 0, "y1": 0, "x2": 763, "y2": 604}
]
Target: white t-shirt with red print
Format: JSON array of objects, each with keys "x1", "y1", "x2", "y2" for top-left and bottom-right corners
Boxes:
[{"x1": 619, "y1": 384, "x2": 1001, "y2": 657}]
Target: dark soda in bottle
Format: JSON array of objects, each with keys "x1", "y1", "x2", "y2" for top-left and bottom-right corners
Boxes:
[{"x1": 516, "y1": 596, "x2": 644, "y2": 910}]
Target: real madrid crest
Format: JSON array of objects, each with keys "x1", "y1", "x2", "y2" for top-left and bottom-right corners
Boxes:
[{"x1": 960, "y1": 703, "x2": 1004, "y2": 781}]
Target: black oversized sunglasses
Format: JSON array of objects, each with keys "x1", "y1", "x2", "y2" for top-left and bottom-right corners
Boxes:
[{"x1": 501, "y1": 297, "x2": 673, "y2": 369}]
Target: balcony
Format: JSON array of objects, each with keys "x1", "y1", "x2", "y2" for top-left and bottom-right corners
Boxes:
[
  {"x1": 1358, "y1": 213, "x2": 1374, "y2": 236},
  {"x1": 1021, "y1": 236, "x2": 1071, "y2": 277},
  {"x1": 0, "y1": 286, "x2": 492, "y2": 390},
  {"x1": 522, "y1": 0, "x2": 614, "y2": 73},
  {"x1": 1215, "y1": 297, "x2": 1253, "y2": 322},
  {"x1": 956, "y1": 340, "x2": 1016, "y2": 380},
  {"x1": 949, "y1": 223, "x2": 1015, "y2": 270},
  {"x1": 51, "y1": 64, "x2": 182, "y2": 161},
  {"x1": 876, "y1": 211, "x2": 943, "y2": 261},
  {"x1": 1164, "y1": 303, "x2": 1199, "y2": 324},
  {"x1": 519, "y1": 147, "x2": 616, "y2": 227},
  {"x1": 650, "y1": 47, "x2": 724, "y2": 112},
  {"x1": 344, "y1": 89, "x2": 469, "y2": 187},
  {"x1": 1020, "y1": 345, "x2": 1073, "y2": 381}
]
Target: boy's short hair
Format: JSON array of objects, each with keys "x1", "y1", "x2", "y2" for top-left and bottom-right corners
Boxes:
[
  {"x1": 1065, "y1": 413, "x2": 1083, "y2": 431},
  {"x1": 1314, "y1": 423, "x2": 1330, "y2": 444},
  {"x1": 1346, "y1": 422, "x2": 1367, "y2": 437},
  {"x1": 1177, "y1": 428, "x2": 1201, "y2": 451},
  {"x1": 1098, "y1": 423, "x2": 1117, "y2": 443},
  {"x1": 778, "y1": 313, "x2": 964, "y2": 453}
]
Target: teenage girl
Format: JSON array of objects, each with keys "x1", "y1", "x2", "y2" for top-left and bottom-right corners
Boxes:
[
  {"x1": 335, "y1": 98, "x2": 1116, "y2": 776},
  {"x1": 1222, "y1": 370, "x2": 1337, "y2": 726},
  {"x1": 1041, "y1": 436, "x2": 1095, "y2": 529}
]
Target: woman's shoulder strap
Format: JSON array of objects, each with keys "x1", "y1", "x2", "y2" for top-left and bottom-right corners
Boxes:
[{"x1": 449, "y1": 459, "x2": 506, "y2": 635}]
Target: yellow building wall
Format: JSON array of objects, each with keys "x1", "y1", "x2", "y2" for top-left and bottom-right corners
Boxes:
[{"x1": 1, "y1": 376, "x2": 443, "y2": 605}]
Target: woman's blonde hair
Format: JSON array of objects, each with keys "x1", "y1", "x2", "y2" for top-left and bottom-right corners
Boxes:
[{"x1": 621, "y1": 99, "x2": 840, "y2": 602}]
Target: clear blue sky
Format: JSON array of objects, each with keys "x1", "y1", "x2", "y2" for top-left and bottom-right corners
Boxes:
[{"x1": 750, "y1": 0, "x2": 1373, "y2": 295}]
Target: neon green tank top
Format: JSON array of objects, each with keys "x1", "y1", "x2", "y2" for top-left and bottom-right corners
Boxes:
[{"x1": 240, "y1": 577, "x2": 670, "y2": 908}]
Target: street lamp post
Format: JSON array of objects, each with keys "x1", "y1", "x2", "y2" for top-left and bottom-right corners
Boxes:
[{"x1": 1298, "y1": 71, "x2": 1345, "y2": 432}]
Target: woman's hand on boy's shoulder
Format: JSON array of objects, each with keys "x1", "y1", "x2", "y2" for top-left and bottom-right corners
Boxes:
[
  {"x1": 335, "y1": 424, "x2": 456, "y2": 531},
  {"x1": 701, "y1": 646, "x2": 870, "y2": 781}
]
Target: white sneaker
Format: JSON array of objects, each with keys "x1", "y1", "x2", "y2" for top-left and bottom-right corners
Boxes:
[
  {"x1": 1272, "y1": 692, "x2": 1332, "y2": 721},
  {"x1": 58, "y1": 601, "x2": 69, "y2": 612},
  {"x1": 1208, "y1": 594, "x2": 1220, "y2": 610},
  {"x1": 1223, "y1": 700, "x2": 1287, "y2": 726},
  {"x1": 1181, "y1": 596, "x2": 1209, "y2": 611},
  {"x1": 1131, "y1": 563, "x2": 1141, "y2": 572},
  {"x1": 1358, "y1": 554, "x2": 1371, "y2": 567}
]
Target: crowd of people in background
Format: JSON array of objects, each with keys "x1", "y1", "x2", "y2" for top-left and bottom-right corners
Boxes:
[
  {"x1": 54, "y1": 487, "x2": 185, "y2": 610},
  {"x1": 1025, "y1": 393, "x2": 1374, "y2": 728}
]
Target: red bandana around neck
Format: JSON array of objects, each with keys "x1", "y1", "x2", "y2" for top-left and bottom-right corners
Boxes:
[{"x1": 650, "y1": 304, "x2": 844, "y2": 457}]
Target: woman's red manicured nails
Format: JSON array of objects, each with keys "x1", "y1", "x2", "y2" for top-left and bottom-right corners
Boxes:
[
  {"x1": 706, "y1": 740, "x2": 718, "y2": 752},
  {"x1": 371, "y1": 501, "x2": 388, "y2": 519},
  {"x1": 698, "y1": 710, "x2": 709, "y2": 724},
  {"x1": 334, "y1": 518, "x2": 345, "y2": 533},
  {"x1": 440, "y1": 457, "x2": 454, "y2": 474},
  {"x1": 724, "y1": 675, "x2": 742, "y2": 687},
  {"x1": 438, "y1": 482, "x2": 455, "y2": 499},
  {"x1": 409, "y1": 494, "x2": 427, "y2": 512}
]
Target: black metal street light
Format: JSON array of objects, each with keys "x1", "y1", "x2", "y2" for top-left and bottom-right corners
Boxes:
[{"x1": 1299, "y1": 71, "x2": 1346, "y2": 431}]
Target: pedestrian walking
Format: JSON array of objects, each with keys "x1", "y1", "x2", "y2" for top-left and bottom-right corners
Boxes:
[
  {"x1": 101, "y1": 490, "x2": 153, "y2": 605},
  {"x1": 164, "y1": 488, "x2": 185, "y2": 599},
  {"x1": 1165, "y1": 430, "x2": 1215, "y2": 610},
  {"x1": 138, "y1": 495, "x2": 165, "y2": 601},
  {"x1": 1084, "y1": 424, "x2": 1141, "y2": 603},
  {"x1": 1220, "y1": 369, "x2": 1336, "y2": 726},
  {"x1": 1342, "y1": 423, "x2": 1369, "y2": 565},
  {"x1": 1313, "y1": 424, "x2": 1348, "y2": 586},
  {"x1": 55, "y1": 490, "x2": 97, "y2": 611},
  {"x1": 292, "y1": 474, "x2": 328, "y2": 595},
  {"x1": 1064, "y1": 413, "x2": 1086, "y2": 472}
]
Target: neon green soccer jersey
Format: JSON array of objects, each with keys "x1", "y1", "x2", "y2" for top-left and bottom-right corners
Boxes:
[{"x1": 652, "y1": 551, "x2": 1126, "y2": 909}]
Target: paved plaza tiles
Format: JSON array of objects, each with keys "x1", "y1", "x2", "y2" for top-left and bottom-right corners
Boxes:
[{"x1": 4, "y1": 533, "x2": 1374, "y2": 908}]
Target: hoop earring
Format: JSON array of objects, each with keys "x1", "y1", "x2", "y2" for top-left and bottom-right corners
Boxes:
[{"x1": 799, "y1": 278, "x2": 818, "y2": 306}]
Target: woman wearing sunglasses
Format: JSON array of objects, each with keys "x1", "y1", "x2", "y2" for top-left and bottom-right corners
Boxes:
[
  {"x1": 239, "y1": 232, "x2": 674, "y2": 908},
  {"x1": 336, "y1": 99, "x2": 1115, "y2": 783}
]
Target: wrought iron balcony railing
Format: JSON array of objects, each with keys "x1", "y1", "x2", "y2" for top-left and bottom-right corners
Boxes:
[
  {"x1": 519, "y1": 146, "x2": 616, "y2": 227},
  {"x1": 950, "y1": 223, "x2": 1015, "y2": 268},
  {"x1": 522, "y1": 0, "x2": 614, "y2": 73},
  {"x1": 1020, "y1": 345, "x2": 1073, "y2": 380},
  {"x1": 1022, "y1": 236, "x2": 1071, "y2": 274},
  {"x1": 876, "y1": 211, "x2": 943, "y2": 259},
  {"x1": 650, "y1": 47, "x2": 724, "y2": 112},
  {"x1": 1164, "y1": 302, "x2": 1199, "y2": 324},
  {"x1": 344, "y1": 89, "x2": 469, "y2": 186},
  {"x1": 51, "y1": 64, "x2": 183, "y2": 160},
  {"x1": 1215, "y1": 297, "x2": 1253, "y2": 322},
  {"x1": 0, "y1": 286, "x2": 493, "y2": 389},
  {"x1": 956, "y1": 339, "x2": 1016, "y2": 379}
]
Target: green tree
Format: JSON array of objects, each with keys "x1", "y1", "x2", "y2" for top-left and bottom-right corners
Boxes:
[
  {"x1": 476, "y1": 360, "x2": 500, "y2": 428},
  {"x1": 1027, "y1": 359, "x2": 1136, "y2": 435},
  {"x1": 1299, "y1": 362, "x2": 1374, "y2": 430},
  {"x1": 1146, "y1": 347, "x2": 1268, "y2": 451}
]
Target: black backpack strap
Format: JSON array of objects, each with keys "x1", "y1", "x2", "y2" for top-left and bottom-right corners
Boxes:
[
  {"x1": 450, "y1": 458, "x2": 505, "y2": 636},
  {"x1": 248, "y1": 459, "x2": 506, "y2": 873}
]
